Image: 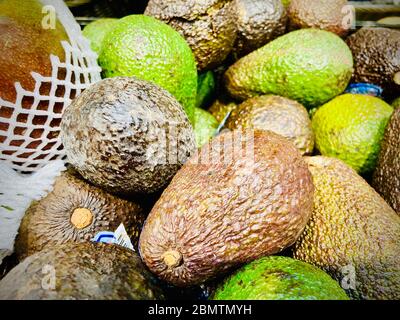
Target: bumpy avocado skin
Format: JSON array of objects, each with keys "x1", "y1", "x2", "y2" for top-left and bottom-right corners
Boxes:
[
  {"x1": 312, "y1": 94, "x2": 393, "y2": 175},
  {"x1": 82, "y1": 18, "x2": 118, "y2": 55},
  {"x1": 208, "y1": 97, "x2": 238, "y2": 123},
  {"x1": 288, "y1": 0, "x2": 351, "y2": 37},
  {"x1": 346, "y1": 28, "x2": 400, "y2": 100},
  {"x1": 60, "y1": 77, "x2": 196, "y2": 196},
  {"x1": 293, "y1": 156, "x2": 400, "y2": 300},
  {"x1": 145, "y1": 0, "x2": 237, "y2": 71},
  {"x1": 226, "y1": 95, "x2": 314, "y2": 155},
  {"x1": 232, "y1": 0, "x2": 287, "y2": 58},
  {"x1": 224, "y1": 29, "x2": 353, "y2": 108},
  {"x1": 139, "y1": 130, "x2": 314, "y2": 287},
  {"x1": 98, "y1": 15, "x2": 197, "y2": 122},
  {"x1": 15, "y1": 171, "x2": 145, "y2": 260},
  {"x1": 372, "y1": 107, "x2": 400, "y2": 214},
  {"x1": 0, "y1": 242, "x2": 164, "y2": 300},
  {"x1": 193, "y1": 108, "x2": 219, "y2": 148},
  {"x1": 212, "y1": 256, "x2": 349, "y2": 300}
]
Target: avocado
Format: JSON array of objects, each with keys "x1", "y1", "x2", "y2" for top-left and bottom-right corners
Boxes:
[
  {"x1": 211, "y1": 256, "x2": 349, "y2": 300},
  {"x1": 226, "y1": 95, "x2": 314, "y2": 155},
  {"x1": 0, "y1": 242, "x2": 164, "y2": 300},
  {"x1": 372, "y1": 107, "x2": 400, "y2": 214},
  {"x1": 82, "y1": 18, "x2": 118, "y2": 55},
  {"x1": 98, "y1": 15, "x2": 197, "y2": 122},
  {"x1": 60, "y1": 77, "x2": 196, "y2": 196},
  {"x1": 196, "y1": 71, "x2": 216, "y2": 109},
  {"x1": 0, "y1": 0, "x2": 69, "y2": 156},
  {"x1": 232, "y1": 0, "x2": 287, "y2": 58},
  {"x1": 139, "y1": 130, "x2": 314, "y2": 287},
  {"x1": 293, "y1": 156, "x2": 400, "y2": 300},
  {"x1": 208, "y1": 97, "x2": 238, "y2": 123},
  {"x1": 193, "y1": 108, "x2": 219, "y2": 148},
  {"x1": 312, "y1": 94, "x2": 393, "y2": 175},
  {"x1": 145, "y1": 0, "x2": 237, "y2": 71},
  {"x1": 224, "y1": 29, "x2": 353, "y2": 108},
  {"x1": 288, "y1": 0, "x2": 351, "y2": 37},
  {"x1": 346, "y1": 28, "x2": 400, "y2": 100},
  {"x1": 14, "y1": 170, "x2": 145, "y2": 260},
  {"x1": 392, "y1": 97, "x2": 400, "y2": 109}
]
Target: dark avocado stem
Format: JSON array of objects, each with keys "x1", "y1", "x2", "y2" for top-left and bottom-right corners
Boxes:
[
  {"x1": 162, "y1": 250, "x2": 183, "y2": 268},
  {"x1": 70, "y1": 208, "x2": 93, "y2": 229}
]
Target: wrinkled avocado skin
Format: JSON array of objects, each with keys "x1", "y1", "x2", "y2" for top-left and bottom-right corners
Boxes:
[
  {"x1": 145, "y1": 0, "x2": 237, "y2": 71},
  {"x1": 224, "y1": 29, "x2": 353, "y2": 108},
  {"x1": 211, "y1": 256, "x2": 349, "y2": 300},
  {"x1": 139, "y1": 130, "x2": 314, "y2": 287},
  {"x1": 0, "y1": 242, "x2": 164, "y2": 300},
  {"x1": 233, "y1": 0, "x2": 287, "y2": 58},
  {"x1": 372, "y1": 108, "x2": 400, "y2": 214},
  {"x1": 293, "y1": 156, "x2": 400, "y2": 300},
  {"x1": 346, "y1": 27, "x2": 400, "y2": 100}
]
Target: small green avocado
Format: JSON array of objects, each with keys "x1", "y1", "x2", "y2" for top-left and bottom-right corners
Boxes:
[
  {"x1": 193, "y1": 108, "x2": 219, "y2": 148},
  {"x1": 82, "y1": 18, "x2": 119, "y2": 55},
  {"x1": 211, "y1": 256, "x2": 349, "y2": 300}
]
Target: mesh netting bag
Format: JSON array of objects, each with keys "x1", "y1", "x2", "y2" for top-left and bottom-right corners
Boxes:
[{"x1": 0, "y1": 0, "x2": 101, "y2": 262}]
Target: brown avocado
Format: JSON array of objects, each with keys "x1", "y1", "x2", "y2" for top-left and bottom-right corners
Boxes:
[
  {"x1": 232, "y1": 0, "x2": 287, "y2": 58},
  {"x1": 372, "y1": 107, "x2": 400, "y2": 214},
  {"x1": 15, "y1": 170, "x2": 145, "y2": 260},
  {"x1": 226, "y1": 95, "x2": 314, "y2": 155},
  {"x1": 139, "y1": 130, "x2": 314, "y2": 287},
  {"x1": 293, "y1": 156, "x2": 400, "y2": 300},
  {"x1": 145, "y1": 0, "x2": 237, "y2": 70},
  {"x1": 288, "y1": 0, "x2": 352, "y2": 37},
  {"x1": 60, "y1": 77, "x2": 196, "y2": 196},
  {"x1": 346, "y1": 27, "x2": 400, "y2": 100},
  {"x1": 0, "y1": 242, "x2": 164, "y2": 300}
]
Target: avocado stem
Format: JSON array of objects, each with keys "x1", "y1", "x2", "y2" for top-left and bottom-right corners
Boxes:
[
  {"x1": 70, "y1": 208, "x2": 93, "y2": 229},
  {"x1": 162, "y1": 250, "x2": 183, "y2": 268}
]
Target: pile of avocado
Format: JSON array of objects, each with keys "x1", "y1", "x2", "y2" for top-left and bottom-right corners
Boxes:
[{"x1": 1, "y1": 0, "x2": 399, "y2": 300}]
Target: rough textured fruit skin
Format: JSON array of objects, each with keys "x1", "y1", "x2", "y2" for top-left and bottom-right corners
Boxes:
[
  {"x1": 139, "y1": 130, "x2": 314, "y2": 287},
  {"x1": 372, "y1": 107, "x2": 400, "y2": 214},
  {"x1": 193, "y1": 108, "x2": 219, "y2": 148},
  {"x1": 226, "y1": 95, "x2": 314, "y2": 155},
  {"x1": 98, "y1": 15, "x2": 197, "y2": 122},
  {"x1": 82, "y1": 18, "x2": 118, "y2": 55},
  {"x1": 14, "y1": 171, "x2": 145, "y2": 260},
  {"x1": 0, "y1": 242, "x2": 164, "y2": 300},
  {"x1": 288, "y1": 0, "x2": 351, "y2": 37},
  {"x1": 224, "y1": 29, "x2": 353, "y2": 108},
  {"x1": 346, "y1": 28, "x2": 400, "y2": 100},
  {"x1": 60, "y1": 77, "x2": 196, "y2": 196},
  {"x1": 312, "y1": 94, "x2": 393, "y2": 175},
  {"x1": 145, "y1": 0, "x2": 237, "y2": 71},
  {"x1": 212, "y1": 256, "x2": 349, "y2": 300},
  {"x1": 232, "y1": 0, "x2": 287, "y2": 58},
  {"x1": 293, "y1": 156, "x2": 400, "y2": 300},
  {"x1": 208, "y1": 97, "x2": 238, "y2": 123}
]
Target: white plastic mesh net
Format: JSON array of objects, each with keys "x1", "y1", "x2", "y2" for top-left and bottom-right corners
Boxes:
[{"x1": 0, "y1": 0, "x2": 101, "y2": 262}]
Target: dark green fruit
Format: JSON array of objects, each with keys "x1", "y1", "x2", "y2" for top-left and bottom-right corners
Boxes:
[
  {"x1": 293, "y1": 156, "x2": 400, "y2": 300},
  {"x1": 139, "y1": 130, "x2": 314, "y2": 287},
  {"x1": 145, "y1": 0, "x2": 237, "y2": 70},
  {"x1": 0, "y1": 242, "x2": 164, "y2": 300},
  {"x1": 212, "y1": 256, "x2": 349, "y2": 300},
  {"x1": 15, "y1": 170, "x2": 145, "y2": 260},
  {"x1": 372, "y1": 107, "x2": 400, "y2": 214},
  {"x1": 60, "y1": 77, "x2": 196, "y2": 196}
]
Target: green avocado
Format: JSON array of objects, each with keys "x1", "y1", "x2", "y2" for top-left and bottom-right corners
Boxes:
[
  {"x1": 312, "y1": 94, "x2": 393, "y2": 174},
  {"x1": 98, "y1": 15, "x2": 197, "y2": 123},
  {"x1": 196, "y1": 71, "x2": 216, "y2": 109},
  {"x1": 392, "y1": 97, "x2": 400, "y2": 109},
  {"x1": 193, "y1": 108, "x2": 219, "y2": 148},
  {"x1": 82, "y1": 18, "x2": 118, "y2": 55},
  {"x1": 224, "y1": 29, "x2": 353, "y2": 108},
  {"x1": 211, "y1": 256, "x2": 349, "y2": 300}
]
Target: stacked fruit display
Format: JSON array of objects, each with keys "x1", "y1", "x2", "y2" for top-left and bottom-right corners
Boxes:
[{"x1": 0, "y1": 0, "x2": 399, "y2": 300}]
